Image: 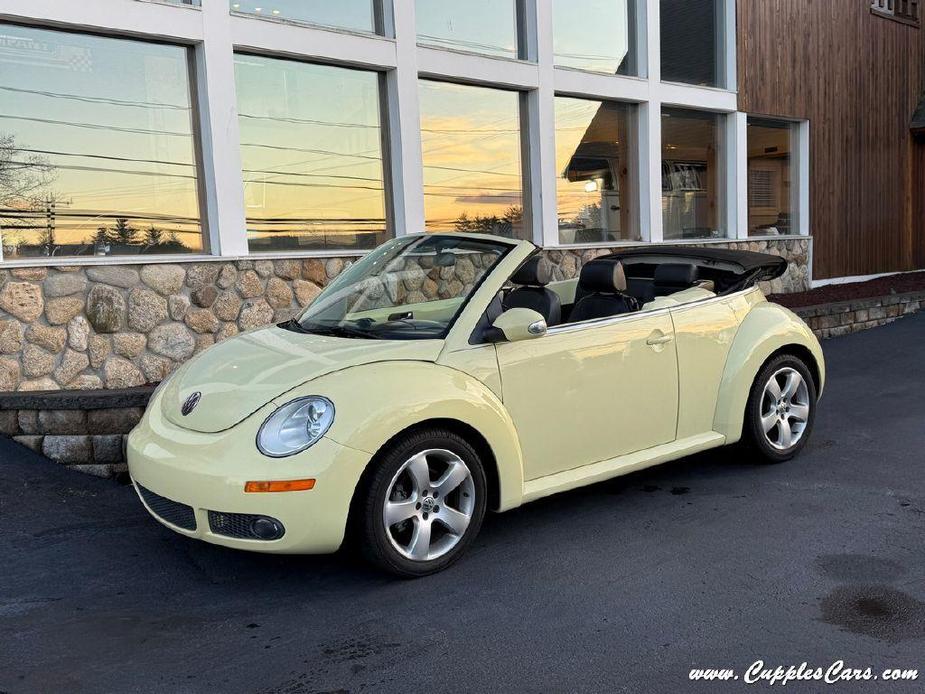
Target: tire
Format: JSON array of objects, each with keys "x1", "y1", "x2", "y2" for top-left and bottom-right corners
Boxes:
[
  {"x1": 354, "y1": 427, "x2": 488, "y2": 578},
  {"x1": 743, "y1": 353, "x2": 818, "y2": 464}
]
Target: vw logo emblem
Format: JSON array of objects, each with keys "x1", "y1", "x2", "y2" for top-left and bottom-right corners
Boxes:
[{"x1": 181, "y1": 392, "x2": 201, "y2": 416}]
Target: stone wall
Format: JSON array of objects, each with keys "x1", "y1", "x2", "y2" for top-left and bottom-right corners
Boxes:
[
  {"x1": 0, "y1": 257, "x2": 349, "y2": 394},
  {"x1": 0, "y1": 237, "x2": 810, "y2": 395},
  {"x1": 0, "y1": 389, "x2": 152, "y2": 479},
  {"x1": 794, "y1": 290, "x2": 925, "y2": 339}
]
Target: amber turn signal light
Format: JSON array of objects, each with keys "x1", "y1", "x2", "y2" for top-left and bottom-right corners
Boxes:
[{"x1": 244, "y1": 479, "x2": 316, "y2": 493}]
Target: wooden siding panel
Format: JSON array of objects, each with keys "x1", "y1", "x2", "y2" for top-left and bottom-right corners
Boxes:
[{"x1": 738, "y1": 0, "x2": 925, "y2": 279}]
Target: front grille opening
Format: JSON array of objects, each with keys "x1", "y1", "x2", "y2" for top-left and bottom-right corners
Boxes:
[
  {"x1": 137, "y1": 485, "x2": 197, "y2": 531},
  {"x1": 208, "y1": 511, "x2": 285, "y2": 541}
]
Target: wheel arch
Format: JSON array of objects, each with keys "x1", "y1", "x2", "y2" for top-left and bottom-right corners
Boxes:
[
  {"x1": 767, "y1": 343, "x2": 822, "y2": 395},
  {"x1": 310, "y1": 361, "x2": 526, "y2": 514},
  {"x1": 351, "y1": 417, "x2": 504, "y2": 514},
  {"x1": 713, "y1": 302, "x2": 825, "y2": 444}
]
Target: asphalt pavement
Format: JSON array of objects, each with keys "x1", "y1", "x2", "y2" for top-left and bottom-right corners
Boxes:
[{"x1": 2, "y1": 313, "x2": 924, "y2": 693}]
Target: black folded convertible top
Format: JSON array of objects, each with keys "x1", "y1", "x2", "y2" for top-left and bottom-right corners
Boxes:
[{"x1": 600, "y1": 246, "x2": 788, "y2": 282}]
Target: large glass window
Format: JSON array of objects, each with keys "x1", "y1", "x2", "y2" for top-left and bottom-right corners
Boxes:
[
  {"x1": 235, "y1": 55, "x2": 388, "y2": 252},
  {"x1": 230, "y1": 1, "x2": 377, "y2": 34},
  {"x1": 660, "y1": 0, "x2": 726, "y2": 88},
  {"x1": 553, "y1": 0, "x2": 638, "y2": 76},
  {"x1": 419, "y1": 80, "x2": 526, "y2": 239},
  {"x1": 747, "y1": 118, "x2": 798, "y2": 237},
  {"x1": 555, "y1": 98, "x2": 638, "y2": 244},
  {"x1": 0, "y1": 25, "x2": 203, "y2": 259},
  {"x1": 416, "y1": 0, "x2": 519, "y2": 59},
  {"x1": 661, "y1": 108, "x2": 725, "y2": 240}
]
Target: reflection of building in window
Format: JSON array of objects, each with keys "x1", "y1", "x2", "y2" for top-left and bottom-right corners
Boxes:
[
  {"x1": 661, "y1": 108, "x2": 724, "y2": 240},
  {"x1": 870, "y1": 0, "x2": 920, "y2": 25},
  {"x1": 556, "y1": 98, "x2": 638, "y2": 244},
  {"x1": 662, "y1": 162, "x2": 706, "y2": 192},
  {"x1": 747, "y1": 118, "x2": 795, "y2": 236}
]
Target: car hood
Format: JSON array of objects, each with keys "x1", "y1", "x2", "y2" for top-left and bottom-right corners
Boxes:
[{"x1": 161, "y1": 326, "x2": 444, "y2": 433}]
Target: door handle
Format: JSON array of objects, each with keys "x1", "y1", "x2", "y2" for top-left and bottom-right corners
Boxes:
[{"x1": 646, "y1": 333, "x2": 674, "y2": 346}]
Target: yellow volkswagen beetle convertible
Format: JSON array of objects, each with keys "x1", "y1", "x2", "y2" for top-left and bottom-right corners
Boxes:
[{"x1": 128, "y1": 233, "x2": 824, "y2": 576}]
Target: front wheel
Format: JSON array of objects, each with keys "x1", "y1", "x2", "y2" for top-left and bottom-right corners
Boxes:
[
  {"x1": 743, "y1": 354, "x2": 817, "y2": 463},
  {"x1": 355, "y1": 428, "x2": 487, "y2": 577}
]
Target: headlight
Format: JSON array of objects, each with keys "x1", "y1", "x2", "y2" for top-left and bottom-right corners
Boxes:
[{"x1": 256, "y1": 396, "x2": 335, "y2": 458}]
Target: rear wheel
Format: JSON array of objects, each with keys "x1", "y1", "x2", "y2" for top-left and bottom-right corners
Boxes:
[
  {"x1": 743, "y1": 354, "x2": 817, "y2": 463},
  {"x1": 355, "y1": 428, "x2": 487, "y2": 577}
]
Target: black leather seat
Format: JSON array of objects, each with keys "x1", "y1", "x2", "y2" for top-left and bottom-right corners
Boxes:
[
  {"x1": 504, "y1": 256, "x2": 562, "y2": 326},
  {"x1": 569, "y1": 260, "x2": 637, "y2": 322},
  {"x1": 653, "y1": 263, "x2": 699, "y2": 297}
]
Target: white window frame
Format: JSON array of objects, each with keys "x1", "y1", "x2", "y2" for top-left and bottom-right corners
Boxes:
[{"x1": 0, "y1": 0, "x2": 796, "y2": 267}]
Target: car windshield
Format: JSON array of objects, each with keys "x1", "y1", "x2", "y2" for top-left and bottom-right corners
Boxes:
[{"x1": 290, "y1": 235, "x2": 512, "y2": 340}]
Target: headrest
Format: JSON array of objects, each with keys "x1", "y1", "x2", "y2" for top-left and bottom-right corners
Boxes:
[
  {"x1": 579, "y1": 259, "x2": 627, "y2": 294},
  {"x1": 654, "y1": 263, "x2": 699, "y2": 287},
  {"x1": 511, "y1": 256, "x2": 552, "y2": 286}
]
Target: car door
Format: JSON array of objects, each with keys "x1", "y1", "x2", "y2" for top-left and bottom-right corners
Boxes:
[
  {"x1": 495, "y1": 309, "x2": 679, "y2": 481},
  {"x1": 668, "y1": 295, "x2": 741, "y2": 439}
]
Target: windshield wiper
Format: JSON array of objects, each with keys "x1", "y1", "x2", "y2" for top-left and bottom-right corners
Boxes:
[
  {"x1": 278, "y1": 318, "x2": 311, "y2": 334},
  {"x1": 300, "y1": 321, "x2": 380, "y2": 340}
]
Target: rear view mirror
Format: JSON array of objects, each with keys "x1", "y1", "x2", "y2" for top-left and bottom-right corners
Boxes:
[{"x1": 486, "y1": 308, "x2": 547, "y2": 343}]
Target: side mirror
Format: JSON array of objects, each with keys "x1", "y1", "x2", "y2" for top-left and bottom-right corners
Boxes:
[{"x1": 486, "y1": 308, "x2": 547, "y2": 343}]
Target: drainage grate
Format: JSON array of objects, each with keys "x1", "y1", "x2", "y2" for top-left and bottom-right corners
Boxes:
[{"x1": 137, "y1": 485, "x2": 197, "y2": 531}]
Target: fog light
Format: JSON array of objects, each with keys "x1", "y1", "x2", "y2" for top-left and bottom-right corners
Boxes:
[
  {"x1": 251, "y1": 516, "x2": 285, "y2": 541},
  {"x1": 208, "y1": 511, "x2": 286, "y2": 541}
]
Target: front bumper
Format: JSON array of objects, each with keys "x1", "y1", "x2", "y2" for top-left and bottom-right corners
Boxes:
[{"x1": 127, "y1": 393, "x2": 371, "y2": 554}]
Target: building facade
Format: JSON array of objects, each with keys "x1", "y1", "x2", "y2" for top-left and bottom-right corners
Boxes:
[{"x1": 0, "y1": 0, "x2": 921, "y2": 396}]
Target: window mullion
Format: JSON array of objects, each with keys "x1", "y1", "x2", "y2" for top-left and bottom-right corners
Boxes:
[
  {"x1": 646, "y1": 0, "x2": 661, "y2": 84},
  {"x1": 641, "y1": 100, "x2": 663, "y2": 243},
  {"x1": 524, "y1": 0, "x2": 557, "y2": 247},
  {"x1": 388, "y1": 0, "x2": 426, "y2": 236},
  {"x1": 732, "y1": 112, "x2": 749, "y2": 240},
  {"x1": 643, "y1": 0, "x2": 662, "y2": 243},
  {"x1": 197, "y1": 0, "x2": 249, "y2": 256},
  {"x1": 798, "y1": 120, "x2": 811, "y2": 237},
  {"x1": 724, "y1": 0, "x2": 737, "y2": 91}
]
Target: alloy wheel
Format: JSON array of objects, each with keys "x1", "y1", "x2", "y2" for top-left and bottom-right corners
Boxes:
[
  {"x1": 382, "y1": 449, "x2": 475, "y2": 561},
  {"x1": 760, "y1": 367, "x2": 811, "y2": 450}
]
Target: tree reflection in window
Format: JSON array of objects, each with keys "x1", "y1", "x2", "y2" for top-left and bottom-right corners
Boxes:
[
  {"x1": 419, "y1": 80, "x2": 526, "y2": 240},
  {"x1": 0, "y1": 25, "x2": 204, "y2": 259}
]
